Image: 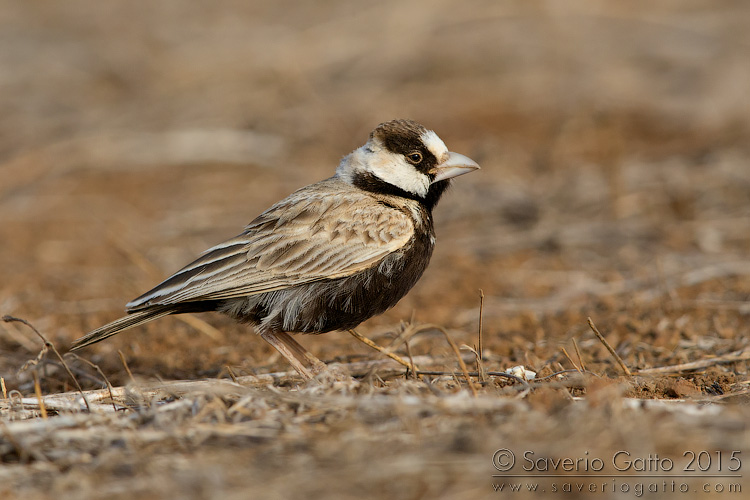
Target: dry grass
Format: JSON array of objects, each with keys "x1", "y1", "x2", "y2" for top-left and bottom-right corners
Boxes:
[{"x1": 1, "y1": 1, "x2": 750, "y2": 498}]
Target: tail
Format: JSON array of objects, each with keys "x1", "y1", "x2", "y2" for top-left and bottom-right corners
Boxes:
[{"x1": 70, "y1": 306, "x2": 177, "y2": 351}]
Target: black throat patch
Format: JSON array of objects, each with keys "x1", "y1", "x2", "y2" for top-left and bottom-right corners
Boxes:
[{"x1": 352, "y1": 171, "x2": 450, "y2": 212}]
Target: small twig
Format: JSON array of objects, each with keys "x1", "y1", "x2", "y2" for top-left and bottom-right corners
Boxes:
[
  {"x1": 384, "y1": 321, "x2": 429, "y2": 350},
  {"x1": 118, "y1": 350, "x2": 137, "y2": 385},
  {"x1": 18, "y1": 341, "x2": 48, "y2": 373},
  {"x1": 434, "y1": 326, "x2": 479, "y2": 397},
  {"x1": 8, "y1": 390, "x2": 23, "y2": 411},
  {"x1": 1, "y1": 378, "x2": 6, "y2": 399},
  {"x1": 587, "y1": 317, "x2": 632, "y2": 376},
  {"x1": 476, "y1": 289, "x2": 487, "y2": 382},
  {"x1": 636, "y1": 348, "x2": 750, "y2": 375},
  {"x1": 225, "y1": 365, "x2": 239, "y2": 384},
  {"x1": 478, "y1": 289, "x2": 484, "y2": 361},
  {"x1": 386, "y1": 323, "x2": 480, "y2": 396},
  {"x1": 461, "y1": 344, "x2": 488, "y2": 384},
  {"x1": 66, "y1": 353, "x2": 117, "y2": 412},
  {"x1": 561, "y1": 347, "x2": 583, "y2": 374},
  {"x1": 572, "y1": 338, "x2": 586, "y2": 372},
  {"x1": 3, "y1": 315, "x2": 91, "y2": 411},
  {"x1": 404, "y1": 340, "x2": 418, "y2": 379},
  {"x1": 348, "y1": 329, "x2": 420, "y2": 375},
  {"x1": 32, "y1": 372, "x2": 48, "y2": 419}
]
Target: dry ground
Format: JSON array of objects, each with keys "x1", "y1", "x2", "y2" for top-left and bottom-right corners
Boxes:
[{"x1": 1, "y1": 2, "x2": 749, "y2": 499}]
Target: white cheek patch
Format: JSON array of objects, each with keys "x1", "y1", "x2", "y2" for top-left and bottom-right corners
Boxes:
[
  {"x1": 420, "y1": 130, "x2": 449, "y2": 163},
  {"x1": 367, "y1": 150, "x2": 430, "y2": 197}
]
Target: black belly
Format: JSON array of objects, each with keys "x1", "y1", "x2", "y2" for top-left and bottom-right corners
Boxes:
[{"x1": 221, "y1": 230, "x2": 435, "y2": 334}]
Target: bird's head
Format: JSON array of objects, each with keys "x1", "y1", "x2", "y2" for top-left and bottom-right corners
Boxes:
[{"x1": 337, "y1": 119, "x2": 480, "y2": 209}]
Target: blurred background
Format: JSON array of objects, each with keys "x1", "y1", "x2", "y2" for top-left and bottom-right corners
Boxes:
[
  {"x1": 1, "y1": 0, "x2": 749, "y2": 383},
  {"x1": 2, "y1": 2, "x2": 750, "y2": 499}
]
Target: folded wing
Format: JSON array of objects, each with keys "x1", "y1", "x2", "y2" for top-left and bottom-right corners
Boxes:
[{"x1": 127, "y1": 182, "x2": 413, "y2": 310}]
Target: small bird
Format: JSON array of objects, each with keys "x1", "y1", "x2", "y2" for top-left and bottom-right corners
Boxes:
[{"x1": 71, "y1": 119, "x2": 479, "y2": 379}]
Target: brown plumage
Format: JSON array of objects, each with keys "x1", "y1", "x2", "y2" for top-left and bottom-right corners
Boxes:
[{"x1": 71, "y1": 119, "x2": 479, "y2": 379}]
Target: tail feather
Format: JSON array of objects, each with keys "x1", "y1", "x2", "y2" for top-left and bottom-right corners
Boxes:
[{"x1": 70, "y1": 306, "x2": 176, "y2": 351}]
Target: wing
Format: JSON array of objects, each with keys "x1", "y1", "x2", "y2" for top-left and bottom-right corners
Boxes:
[{"x1": 127, "y1": 179, "x2": 414, "y2": 309}]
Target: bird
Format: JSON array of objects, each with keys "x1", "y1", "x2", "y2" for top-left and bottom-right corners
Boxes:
[{"x1": 71, "y1": 119, "x2": 480, "y2": 379}]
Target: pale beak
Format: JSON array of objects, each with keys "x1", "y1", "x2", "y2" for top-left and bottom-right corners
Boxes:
[{"x1": 431, "y1": 152, "x2": 480, "y2": 183}]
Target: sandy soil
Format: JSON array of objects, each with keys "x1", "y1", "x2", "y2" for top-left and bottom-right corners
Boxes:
[{"x1": 1, "y1": 1, "x2": 749, "y2": 499}]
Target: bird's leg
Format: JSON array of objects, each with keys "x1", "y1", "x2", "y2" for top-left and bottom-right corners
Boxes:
[
  {"x1": 260, "y1": 331, "x2": 314, "y2": 380},
  {"x1": 274, "y1": 331, "x2": 327, "y2": 374}
]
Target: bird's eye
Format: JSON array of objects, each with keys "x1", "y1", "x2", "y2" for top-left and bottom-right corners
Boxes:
[{"x1": 407, "y1": 152, "x2": 423, "y2": 164}]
